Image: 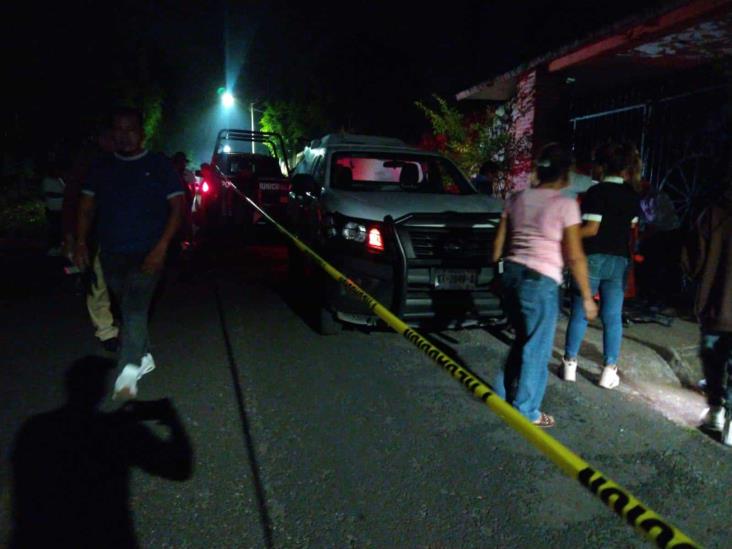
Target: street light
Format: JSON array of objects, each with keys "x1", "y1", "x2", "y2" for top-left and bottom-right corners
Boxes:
[{"x1": 221, "y1": 91, "x2": 235, "y2": 108}]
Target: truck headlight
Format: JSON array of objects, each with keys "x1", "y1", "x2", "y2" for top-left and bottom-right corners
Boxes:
[{"x1": 342, "y1": 221, "x2": 367, "y2": 243}]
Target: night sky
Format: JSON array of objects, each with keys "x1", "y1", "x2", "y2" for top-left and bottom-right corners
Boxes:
[{"x1": 3, "y1": 0, "x2": 673, "y2": 165}]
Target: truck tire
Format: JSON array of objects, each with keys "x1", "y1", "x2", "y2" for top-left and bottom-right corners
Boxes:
[{"x1": 287, "y1": 243, "x2": 305, "y2": 284}]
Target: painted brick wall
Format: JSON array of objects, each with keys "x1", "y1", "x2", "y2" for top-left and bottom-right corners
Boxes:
[{"x1": 508, "y1": 70, "x2": 536, "y2": 191}]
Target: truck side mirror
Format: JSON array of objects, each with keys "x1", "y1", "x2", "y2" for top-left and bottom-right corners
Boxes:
[{"x1": 291, "y1": 174, "x2": 319, "y2": 196}]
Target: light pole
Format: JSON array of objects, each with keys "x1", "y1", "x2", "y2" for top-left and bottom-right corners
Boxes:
[
  {"x1": 250, "y1": 102, "x2": 255, "y2": 153},
  {"x1": 249, "y1": 101, "x2": 266, "y2": 153}
]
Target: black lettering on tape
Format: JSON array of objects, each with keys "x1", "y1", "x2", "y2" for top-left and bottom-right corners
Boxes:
[
  {"x1": 578, "y1": 470, "x2": 693, "y2": 548},
  {"x1": 625, "y1": 504, "x2": 646, "y2": 526},
  {"x1": 578, "y1": 467, "x2": 594, "y2": 487},
  {"x1": 578, "y1": 467, "x2": 608, "y2": 496},
  {"x1": 579, "y1": 467, "x2": 604, "y2": 494},
  {"x1": 639, "y1": 518, "x2": 674, "y2": 549},
  {"x1": 599, "y1": 487, "x2": 629, "y2": 515},
  {"x1": 589, "y1": 475, "x2": 607, "y2": 494},
  {"x1": 403, "y1": 329, "x2": 415, "y2": 343}
]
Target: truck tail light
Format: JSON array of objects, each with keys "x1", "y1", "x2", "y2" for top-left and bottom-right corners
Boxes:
[
  {"x1": 367, "y1": 227, "x2": 384, "y2": 252},
  {"x1": 202, "y1": 181, "x2": 210, "y2": 193}
]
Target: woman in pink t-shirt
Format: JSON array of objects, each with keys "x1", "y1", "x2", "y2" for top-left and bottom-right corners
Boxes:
[{"x1": 492, "y1": 144, "x2": 597, "y2": 427}]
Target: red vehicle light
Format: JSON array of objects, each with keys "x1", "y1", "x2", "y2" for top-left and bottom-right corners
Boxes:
[
  {"x1": 201, "y1": 181, "x2": 210, "y2": 193},
  {"x1": 367, "y1": 227, "x2": 384, "y2": 252}
]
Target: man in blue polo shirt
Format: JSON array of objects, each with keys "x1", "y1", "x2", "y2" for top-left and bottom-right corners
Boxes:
[{"x1": 75, "y1": 107, "x2": 184, "y2": 400}]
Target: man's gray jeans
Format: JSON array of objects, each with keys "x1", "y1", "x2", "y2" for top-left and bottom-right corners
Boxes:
[{"x1": 100, "y1": 252, "x2": 161, "y2": 371}]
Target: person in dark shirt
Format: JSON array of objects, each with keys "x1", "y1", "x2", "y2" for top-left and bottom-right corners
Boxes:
[
  {"x1": 74, "y1": 107, "x2": 184, "y2": 400},
  {"x1": 561, "y1": 142, "x2": 641, "y2": 389},
  {"x1": 682, "y1": 184, "x2": 732, "y2": 444}
]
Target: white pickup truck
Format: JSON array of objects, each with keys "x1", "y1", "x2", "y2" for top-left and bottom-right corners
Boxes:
[{"x1": 287, "y1": 133, "x2": 505, "y2": 334}]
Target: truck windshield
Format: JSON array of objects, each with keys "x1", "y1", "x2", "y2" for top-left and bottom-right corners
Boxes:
[{"x1": 330, "y1": 152, "x2": 475, "y2": 194}]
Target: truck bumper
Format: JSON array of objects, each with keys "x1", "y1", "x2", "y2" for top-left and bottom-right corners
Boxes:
[{"x1": 324, "y1": 256, "x2": 502, "y2": 329}]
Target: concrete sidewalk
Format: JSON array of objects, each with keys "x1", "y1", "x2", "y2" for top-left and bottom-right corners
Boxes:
[{"x1": 551, "y1": 312, "x2": 707, "y2": 426}]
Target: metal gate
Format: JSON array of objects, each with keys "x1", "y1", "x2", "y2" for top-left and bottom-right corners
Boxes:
[{"x1": 569, "y1": 85, "x2": 729, "y2": 225}]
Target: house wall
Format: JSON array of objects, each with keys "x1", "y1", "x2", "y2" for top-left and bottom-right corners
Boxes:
[
  {"x1": 507, "y1": 67, "x2": 572, "y2": 191},
  {"x1": 533, "y1": 68, "x2": 571, "y2": 154},
  {"x1": 507, "y1": 70, "x2": 536, "y2": 191}
]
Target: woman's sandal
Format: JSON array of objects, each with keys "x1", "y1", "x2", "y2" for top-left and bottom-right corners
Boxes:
[{"x1": 532, "y1": 412, "x2": 556, "y2": 428}]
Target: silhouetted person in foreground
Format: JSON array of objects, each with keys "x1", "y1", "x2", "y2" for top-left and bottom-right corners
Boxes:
[{"x1": 10, "y1": 356, "x2": 193, "y2": 548}]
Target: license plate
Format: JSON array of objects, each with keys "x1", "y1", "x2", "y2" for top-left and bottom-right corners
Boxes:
[{"x1": 434, "y1": 269, "x2": 477, "y2": 290}]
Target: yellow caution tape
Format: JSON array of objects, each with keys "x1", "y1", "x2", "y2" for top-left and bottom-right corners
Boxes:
[{"x1": 226, "y1": 183, "x2": 700, "y2": 548}]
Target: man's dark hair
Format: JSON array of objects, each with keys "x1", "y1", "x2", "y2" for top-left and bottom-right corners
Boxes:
[
  {"x1": 593, "y1": 141, "x2": 637, "y2": 177},
  {"x1": 535, "y1": 142, "x2": 572, "y2": 183},
  {"x1": 111, "y1": 106, "x2": 144, "y2": 128}
]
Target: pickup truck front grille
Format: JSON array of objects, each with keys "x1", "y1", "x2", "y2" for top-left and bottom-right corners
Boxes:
[{"x1": 407, "y1": 228, "x2": 493, "y2": 259}]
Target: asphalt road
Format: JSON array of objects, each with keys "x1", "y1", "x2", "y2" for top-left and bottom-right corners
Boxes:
[{"x1": 1, "y1": 236, "x2": 730, "y2": 548}]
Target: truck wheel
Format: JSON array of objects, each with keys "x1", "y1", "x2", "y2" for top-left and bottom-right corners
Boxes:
[{"x1": 317, "y1": 306, "x2": 341, "y2": 335}]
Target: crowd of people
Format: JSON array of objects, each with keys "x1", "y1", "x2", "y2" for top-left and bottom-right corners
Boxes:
[
  {"x1": 41, "y1": 107, "x2": 730, "y2": 445},
  {"x1": 490, "y1": 141, "x2": 732, "y2": 446}
]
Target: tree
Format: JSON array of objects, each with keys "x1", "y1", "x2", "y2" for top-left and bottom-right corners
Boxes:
[
  {"x1": 259, "y1": 101, "x2": 327, "y2": 160},
  {"x1": 415, "y1": 95, "x2": 526, "y2": 197}
]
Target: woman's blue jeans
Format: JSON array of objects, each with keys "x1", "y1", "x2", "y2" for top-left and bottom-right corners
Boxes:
[
  {"x1": 565, "y1": 254, "x2": 629, "y2": 366},
  {"x1": 494, "y1": 261, "x2": 558, "y2": 422}
]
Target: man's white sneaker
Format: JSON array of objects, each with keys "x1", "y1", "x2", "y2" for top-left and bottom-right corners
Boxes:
[
  {"x1": 703, "y1": 405, "x2": 726, "y2": 432},
  {"x1": 114, "y1": 364, "x2": 141, "y2": 400},
  {"x1": 140, "y1": 353, "x2": 156, "y2": 377},
  {"x1": 722, "y1": 414, "x2": 732, "y2": 447},
  {"x1": 598, "y1": 365, "x2": 620, "y2": 390},
  {"x1": 561, "y1": 357, "x2": 577, "y2": 382}
]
